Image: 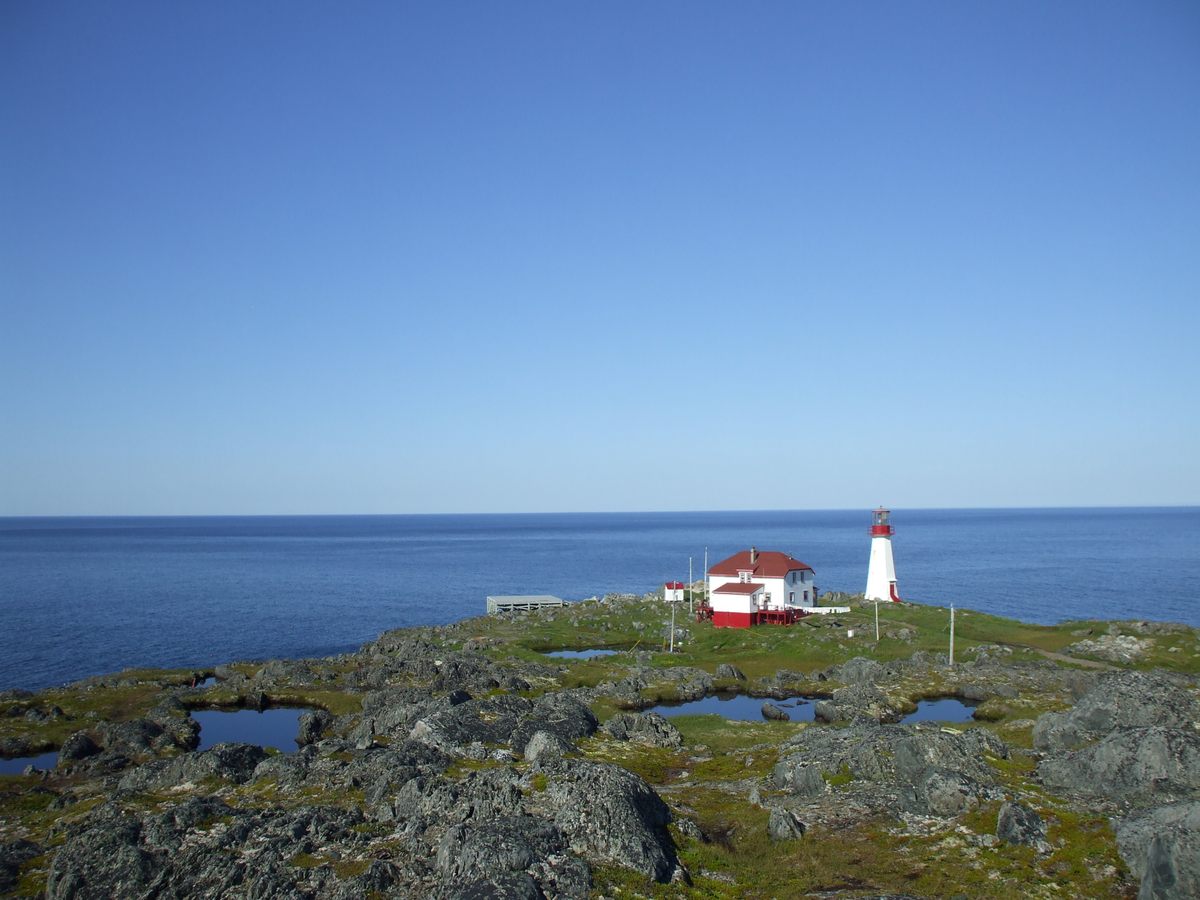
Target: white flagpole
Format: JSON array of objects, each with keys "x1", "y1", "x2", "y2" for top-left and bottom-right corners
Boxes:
[{"x1": 949, "y1": 603, "x2": 955, "y2": 667}]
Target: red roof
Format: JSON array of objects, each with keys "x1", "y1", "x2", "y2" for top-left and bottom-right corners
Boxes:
[
  {"x1": 713, "y1": 581, "x2": 764, "y2": 594},
  {"x1": 664, "y1": 582, "x2": 685, "y2": 590},
  {"x1": 708, "y1": 550, "x2": 813, "y2": 578}
]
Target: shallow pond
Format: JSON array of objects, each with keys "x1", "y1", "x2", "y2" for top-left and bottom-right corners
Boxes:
[
  {"x1": 647, "y1": 694, "x2": 979, "y2": 724},
  {"x1": 543, "y1": 649, "x2": 620, "y2": 659},
  {"x1": 647, "y1": 693, "x2": 820, "y2": 722},
  {"x1": 0, "y1": 750, "x2": 58, "y2": 775},
  {"x1": 899, "y1": 698, "x2": 977, "y2": 724},
  {"x1": 191, "y1": 708, "x2": 306, "y2": 753}
]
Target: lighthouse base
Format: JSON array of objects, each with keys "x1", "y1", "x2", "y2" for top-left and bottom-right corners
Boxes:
[{"x1": 865, "y1": 536, "x2": 899, "y2": 603}]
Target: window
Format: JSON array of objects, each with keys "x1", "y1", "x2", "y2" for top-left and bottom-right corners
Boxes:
[
  {"x1": 739, "y1": 571, "x2": 749, "y2": 583},
  {"x1": 803, "y1": 590, "x2": 808, "y2": 602},
  {"x1": 789, "y1": 592, "x2": 795, "y2": 604}
]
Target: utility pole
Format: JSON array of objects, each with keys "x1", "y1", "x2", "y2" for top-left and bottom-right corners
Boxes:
[
  {"x1": 949, "y1": 603, "x2": 955, "y2": 667},
  {"x1": 874, "y1": 599, "x2": 880, "y2": 642},
  {"x1": 688, "y1": 557, "x2": 693, "y2": 614},
  {"x1": 669, "y1": 597, "x2": 676, "y2": 653}
]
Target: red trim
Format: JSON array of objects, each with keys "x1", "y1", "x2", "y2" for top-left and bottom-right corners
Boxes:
[
  {"x1": 889, "y1": 582, "x2": 901, "y2": 602},
  {"x1": 708, "y1": 550, "x2": 813, "y2": 578},
  {"x1": 712, "y1": 611, "x2": 756, "y2": 628},
  {"x1": 870, "y1": 525, "x2": 894, "y2": 536},
  {"x1": 664, "y1": 582, "x2": 686, "y2": 589}
]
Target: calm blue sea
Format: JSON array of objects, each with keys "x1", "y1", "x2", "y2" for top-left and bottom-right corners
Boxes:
[{"x1": 1, "y1": 508, "x2": 1197, "y2": 691}]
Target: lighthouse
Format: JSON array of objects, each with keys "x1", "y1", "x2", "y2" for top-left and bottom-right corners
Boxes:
[{"x1": 865, "y1": 507, "x2": 901, "y2": 602}]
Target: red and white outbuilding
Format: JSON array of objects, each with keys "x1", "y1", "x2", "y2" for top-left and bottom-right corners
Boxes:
[
  {"x1": 663, "y1": 581, "x2": 686, "y2": 604},
  {"x1": 706, "y1": 547, "x2": 817, "y2": 628}
]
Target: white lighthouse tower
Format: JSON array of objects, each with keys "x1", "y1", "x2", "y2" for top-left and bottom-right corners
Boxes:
[{"x1": 865, "y1": 507, "x2": 901, "y2": 603}]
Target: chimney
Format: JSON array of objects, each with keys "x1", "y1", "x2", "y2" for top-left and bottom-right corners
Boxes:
[{"x1": 750, "y1": 546, "x2": 758, "y2": 565}]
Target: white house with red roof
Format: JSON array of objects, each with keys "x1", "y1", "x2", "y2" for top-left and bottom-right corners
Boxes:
[
  {"x1": 706, "y1": 547, "x2": 816, "y2": 628},
  {"x1": 663, "y1": 581, "x2": 685, "y2": 604}
]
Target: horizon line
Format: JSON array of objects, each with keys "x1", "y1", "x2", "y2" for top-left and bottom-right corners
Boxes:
[{"x1": 1, "y1": 503, "x2": 1198, "y2": 520}]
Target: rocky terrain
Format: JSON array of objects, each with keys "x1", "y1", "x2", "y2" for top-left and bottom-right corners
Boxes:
[{"x1": 2, "y1": 593, "x2": 1199, "y2": 898}]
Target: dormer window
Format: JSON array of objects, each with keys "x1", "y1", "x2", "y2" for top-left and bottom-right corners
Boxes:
[{"x1": 739, "y1": 571, "x2": 750, "y2": 583}]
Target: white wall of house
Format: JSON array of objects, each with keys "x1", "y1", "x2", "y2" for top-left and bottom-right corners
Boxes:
[
  {"x1": 711, "y1": 571, "x2": 813, "y2": 610},
  {"x1": 710, "y1": 587, "x2": 761, "y2": 614}
]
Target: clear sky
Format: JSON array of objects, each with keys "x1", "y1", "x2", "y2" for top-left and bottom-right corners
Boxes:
[{"x1": 2, "y1": 2, "x2": 1197, "y2": 515}]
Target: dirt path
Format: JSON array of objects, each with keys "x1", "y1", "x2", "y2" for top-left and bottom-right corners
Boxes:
[
  {"x1": 1006, "y1": 644, "x2": 1118, "y2": 671},
  {"x1": 871, "y1": 612, "x2": 1120, "y2": 671}
]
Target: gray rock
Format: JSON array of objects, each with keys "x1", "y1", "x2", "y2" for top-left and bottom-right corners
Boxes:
[
  {"x1": 782, "y1": 764, "x2": 827, "y2": 798},
  {"x1": 1038, "y1": 727, "x2": 1200, "y2": 804},
  {"x1": 761, "y1": 702, "x2": 790, "y2": 721},
  {"x1": 652, "y1": 667, "x2": 714, "y2": 701},
  {"x1": 997, "y1": 801, "x2": 1047, "y2": 850},
  {"x1": 524, "y1": 730, "x2": 573, "y2": 763},
  {"x1": 0, "y1": 839, "x2": 42, "y2": 894},
  {"x1": 814, "y1": 683, "x2": 904, "y2": 724},
  {"x1": 436, "y1": 814, "x2": 565, "y2": 882},
  {"x1": 1116, "y1": 801, "x2": 1200, "y2": 900},
  {"x1": 448, "y1": 871, "x2": 544, "y2": 900},
  {"x1": 774, "y1": 723, "x2": 1007, "y2": 818},
  {"x1": 767, "y1": 807, "x2": 806, "y2": 840},
  {"x1": 715, "y1": 663, "x2": 746, "y2": 681},
  {"x1": 409, "y1": 695, "x2": 535, "y2": 755},
  {"x1": 59, "y1": 731, "x2": 100, "y2": 762},
  {"x1": 46, "y1": 806, "x2": 158, "y2": 899},
  {"x1": 1033, "y1": 671, "x2": 1200, "y2": 752},
  {"x1": 118, "y1": 742, "x2": 268, "y2": 792},
  {"x1": 827, "y1": 657, "x2": 886, "y2": 685},
  {"x1": 297, "y1": 709, "x2": 332, "y2": 745},
  {"x1": 901, "y1": 767, "x2": 991, "y2": 818},
  {"x1": 603, "y1": 712, "x2": 683, "y2": 748},
  {"x1": 509, "y1": 694, "x2": 598, "y2": 755},
  {"x1": 540, "y1": 760, "x2": 677, "y2": 882}
]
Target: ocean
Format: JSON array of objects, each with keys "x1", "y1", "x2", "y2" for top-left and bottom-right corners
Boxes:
[{"x1": 1, "y1": 508, "x2": 1196, "y2": 692}]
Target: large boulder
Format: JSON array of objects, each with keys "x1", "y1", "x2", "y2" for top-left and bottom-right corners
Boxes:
[
  {"x1": 118, "y1": 743, "x2": 268, "y2": 792},
  {"x1": 524, "y1": 730, "x2": 574, "y2": 764},
  {"x1": 58, "y1": 731, "x2": 100, "y2": 762},
  {"x1": 1116, "y1": 801, "x2": 1200, "y2": 900},
  {"x1": 409, "y1": 696, "x2": 534, "y2": 756},
  {"x1": 46, "y1": 806, "x2": 159, "y2": 899},
  {"x1": 389, "y1": 769, "x2": 525, "y2": 830},
  {"x1": 1033, "y1": 671, "x2": 1200, "y2": 752},
  {"x1": 509, "y1": 694, "x2": 598, "y2": 755},
  {"x1": 603, "y1": 712, "x2": 683, "y2": 748},
  {"x1": 997, "y1": 801, "x2": 1048, "y2": 851},
  {"x1": 715, "y1": 663, "x2": 746, "y2": 681},
  {"x1": 761, "y1": 702, "x2": 789, "y2": 721},
  {"x1": 47, "y1": 798, "x2": 370, "y2": 899},
  {"x1": 435, "y1": 814, "x2": 590, "y2": 897},
  {"x1": 814, "y1": 683, "x2": 904, "y2": 724},
  {"x1": 296, "y1": 709, "x2": 332, "y2": 746},
  {"x1": 901, "y1": 767, "x2": 992, "y2": 818},
  {"x1": 1038, "y1": 727, "x2": 1200, "y2": 804},
  {"x1": 773, "y1": 723, "x2": 1008, "y2": 819},
  {"x1": 767, "y1": 808, "x2": 806, "y2": 841},
  {"x1": 826, "y1": 657, "x2": 887, "y2": 685},
  {"x1": 539, "y1": 760, "x2": 678, "y2": 882}
]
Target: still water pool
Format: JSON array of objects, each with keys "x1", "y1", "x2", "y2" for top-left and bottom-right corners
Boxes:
[
  {"x1": 0, "y1": 750, "x2": 58, "y2": 775},
  {"x1": 647, "y1": 694, "x2": 978, "y2": 724},
  {"x1": 900, "y1": 698, "x2": 978, "y2": 724},
  {"x1": 543, "y1": 649, "x2": 620, "y2": 659},
  {"x1": 648, "y1": 694, "x2": 819, "y2": 722},
  {"x1": 192, "y1": 708, "x2": 306, "y2": 752}
]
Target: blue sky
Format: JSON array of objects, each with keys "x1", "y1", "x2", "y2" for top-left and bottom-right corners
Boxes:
[{"x1": 2, "y1": 2, "x2": 1197, "y2": 514}]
